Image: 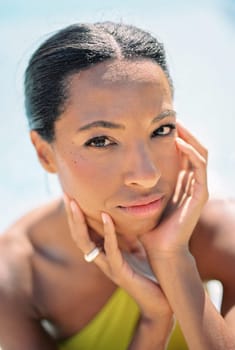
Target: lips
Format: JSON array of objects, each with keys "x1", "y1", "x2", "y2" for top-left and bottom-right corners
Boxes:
[
  {"x1": 118, "y1": 193, "x2": 164, "y2": 208},
  {"x1": 117, "y1": 194, "x2": 164, "y2": 218}
]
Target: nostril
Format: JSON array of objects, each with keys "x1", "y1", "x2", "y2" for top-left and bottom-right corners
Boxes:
[{"x1": 124, "y1": 168, "x2": 161, "y2": 189}]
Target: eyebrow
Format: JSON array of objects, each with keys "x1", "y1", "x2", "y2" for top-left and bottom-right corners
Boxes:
[{"x1": 78, "y1": 109, "x2": 176, "y2": 132}]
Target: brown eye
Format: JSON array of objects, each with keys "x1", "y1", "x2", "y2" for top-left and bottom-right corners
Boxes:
[
  {"x1": 85, "y1": 136, "x2": 114, "y2": 148},
  {"x1": 151, "y1": 124, "x2": 176, "y2": 138}
]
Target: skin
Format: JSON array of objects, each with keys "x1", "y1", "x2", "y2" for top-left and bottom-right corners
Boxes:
[
  {"x1": 0, "y1": 58, "x2": 235, "y2": 349},
  {"x1": 50, "y1": 59, "x2": 180, "y2": 239}
]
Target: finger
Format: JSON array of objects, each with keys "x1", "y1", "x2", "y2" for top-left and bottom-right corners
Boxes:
[
  {"x1": 185, "y1": 171, "x2": 195, "y2": 197},
  {"x1": 177, "y1": 121, "x2": 208, "y2": 161},
  {"x1": 68, "y1": 200, "x2": 97, "y2": 254},
  {"x1": 101, "y1": 213, "x2": 124, "y2": 272},
  {"x1": 63, "y1": 194, "x2": 86, "y2": 248},
  {"x1": 172, "y1": 170, "x2": 187, "y2": 205},
  {"x1": 173, "y1": 170, "x2": 194, "y2": 208},
  {"x1": 176, "y1": 137, "x2": 207, "y2": 187},
  {"x1": 63, "y1": 194, "x2": 90, "y2": 249},
  {"x1": 68, "y1": 200, "x2": 109, "y2": 270}
]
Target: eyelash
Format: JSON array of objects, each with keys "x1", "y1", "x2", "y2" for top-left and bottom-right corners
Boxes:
[
  {"x1": 151, "y1": 123, "x2": 176, "y2": 138},
  {"x1": 84, "y1": 123, "x2": 176, "y2": 148},
  {"x1": 84, "y1": 136, "x2": 116, "y2": 148}
]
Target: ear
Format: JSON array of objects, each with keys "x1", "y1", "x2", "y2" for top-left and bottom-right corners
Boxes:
[{"x1": 30, "y1": 131, "x2": 57, "y2": 173}]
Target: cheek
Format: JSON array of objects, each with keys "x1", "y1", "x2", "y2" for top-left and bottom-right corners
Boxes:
[
  {"x1": 71, "y1": 155, "x2": 118, "y2": 183},
  {"x1": 56, "y1": 151, "x2": 119, "y2": 201}
]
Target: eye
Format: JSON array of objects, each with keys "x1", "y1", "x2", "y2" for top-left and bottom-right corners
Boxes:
[
  {"x1": 151, "y1": 123, "x2": 176, "y2": 138},
  {"x1": 84, "y1": 136, "x2": 115, "y2": 148}
]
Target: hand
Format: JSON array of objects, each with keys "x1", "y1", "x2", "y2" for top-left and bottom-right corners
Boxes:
[
  {"x1": 63, "y1": 195, "x2": 173, "y2": 323},
  {"x1": 140, "y1": 122, "x2": 209, "y2": 258}
]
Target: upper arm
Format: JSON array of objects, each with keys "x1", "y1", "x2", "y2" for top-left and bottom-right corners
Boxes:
[
  {"x1": 0, "y1": 294, "x2": 58, "y2": 350},
  {"x1": 192, "y1": 199, "x2": 235, "y2": 328},
  {"x1": 0, "y1": 236, "x2": 58, "y2": 350}
]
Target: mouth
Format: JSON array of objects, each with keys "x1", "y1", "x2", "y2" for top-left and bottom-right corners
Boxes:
[{"x1": 117, "y1": 194, "x2": 164, "y2": 218}]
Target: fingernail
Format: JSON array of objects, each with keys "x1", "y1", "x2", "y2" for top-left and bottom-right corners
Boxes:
[
  {"x1": 176, "y1": 137, "x2": 184, "y2": 144},
  {"x1": 101, "y1": 212, "x2": 108, "y2": 224},
  {"x1": 70, "y1": 200, "x2": 77, "y2": 213}
]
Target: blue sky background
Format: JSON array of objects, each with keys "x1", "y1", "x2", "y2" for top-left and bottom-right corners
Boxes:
[{"x1": 0, "y1": 0, "x2": 235, "y2": 231}]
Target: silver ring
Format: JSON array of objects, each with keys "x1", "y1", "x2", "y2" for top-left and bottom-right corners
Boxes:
[{"x1": 84, "y1": 247, "x2": 101, "y2": 262}]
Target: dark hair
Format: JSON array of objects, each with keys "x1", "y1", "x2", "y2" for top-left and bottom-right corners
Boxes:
[{"x1": 24, "y1": 21, "x2": 173, "y2": 142}]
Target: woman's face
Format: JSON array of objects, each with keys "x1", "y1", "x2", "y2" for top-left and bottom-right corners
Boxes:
[{"x1": 52, "y1": 59, "x2": 181, "y2": 237}]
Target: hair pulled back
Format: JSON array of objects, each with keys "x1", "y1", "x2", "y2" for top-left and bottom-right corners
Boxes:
[{"x1": 25, "y1": 21, "x2": 173, "y2": 142}]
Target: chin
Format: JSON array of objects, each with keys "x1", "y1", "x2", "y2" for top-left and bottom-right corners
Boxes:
[{"x1": 115, "y1": 215, "x2": 162, "y2": 237}]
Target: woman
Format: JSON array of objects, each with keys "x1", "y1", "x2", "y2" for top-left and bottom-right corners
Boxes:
[{"x1": 0, "y1": 21, "x2": 235, "y2": 350}]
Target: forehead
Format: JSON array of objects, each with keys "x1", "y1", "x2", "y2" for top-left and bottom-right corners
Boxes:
[
  {"x1": 55, "y1": 59, "x2": 173, "y2": 139},
  {"x1": 66, "y1": 58, "x2": 171, "y2": 96},
  {"x1": 62, "y1": 59, "x2": 172, "y2": 121},
  {"x1": 80, "y1": 59, "x2": 168, "y2": 84}
]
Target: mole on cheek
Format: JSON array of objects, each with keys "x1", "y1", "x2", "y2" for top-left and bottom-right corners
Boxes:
[{"x1": 68, "y1": 150, "x2": 86, "y2": 165}]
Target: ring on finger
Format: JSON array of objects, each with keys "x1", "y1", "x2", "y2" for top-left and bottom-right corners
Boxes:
[{"x1": 84, "y1": 247, "x2": 101, "y2": 262}]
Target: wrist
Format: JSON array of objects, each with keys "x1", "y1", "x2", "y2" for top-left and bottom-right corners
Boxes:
[
  {"x1": 141, "y1": 312, "x2": 173, "y2": 325},
  {"x1": 150, "y1": 249, "x2": 197, "y2": 284},
  {"x1": 139, "y1": 316, "x2": 174, "y2": 346},
  {"x1": 149, "y1": 247, "x2": 195, "y2": 266}
]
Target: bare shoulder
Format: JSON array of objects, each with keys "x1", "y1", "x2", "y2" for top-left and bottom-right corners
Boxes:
[
  {"x1": 190, "y1": 197, "x2": 235, "y2": 284},
  {"x1": 0, "y1": 224, "x2": 34, "y2": 307},
  {"x1": 0, "y1": 199, "x2": 64, "y2": 349},
  {"x1": 0, "y1": 199, "x2": 62, "y2": 305},
  {"x1": 0, "y1": 200, "x2": 66, "y2": 296}
]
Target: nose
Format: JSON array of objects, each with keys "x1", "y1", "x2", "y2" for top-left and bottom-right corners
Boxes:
[{"x1": 123, "y1": 143, "x2": 161, "y2": 189}]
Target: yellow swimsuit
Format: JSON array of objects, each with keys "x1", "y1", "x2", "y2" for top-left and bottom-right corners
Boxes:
[{"x1": 59, "y1": 288, "x2": 188, "y2": 350}]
